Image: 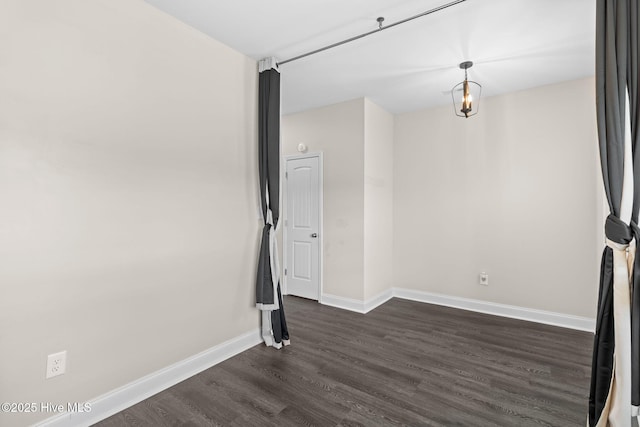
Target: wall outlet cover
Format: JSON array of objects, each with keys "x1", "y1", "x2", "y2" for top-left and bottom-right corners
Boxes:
[{"x1": 46, "y1": 350, "x2": 67, "y2": 379}]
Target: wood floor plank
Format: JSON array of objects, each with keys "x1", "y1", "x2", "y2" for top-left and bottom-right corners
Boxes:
[{"x1": 95, "y1": 296, "x2": 593, "y2": 427}]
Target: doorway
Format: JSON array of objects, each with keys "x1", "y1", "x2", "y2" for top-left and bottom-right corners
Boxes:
[{"x1": 283, "y1": 153, "x2": 323, "y2": 301}]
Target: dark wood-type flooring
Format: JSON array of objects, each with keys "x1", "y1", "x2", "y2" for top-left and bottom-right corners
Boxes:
[{"x1": 96, "y1": 296, "x2": 593, "y2": 427}]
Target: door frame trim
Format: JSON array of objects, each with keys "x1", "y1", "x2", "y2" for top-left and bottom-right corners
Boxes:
[{"x1": 283, "y1": 152, "x2": 323, "y2": 302}]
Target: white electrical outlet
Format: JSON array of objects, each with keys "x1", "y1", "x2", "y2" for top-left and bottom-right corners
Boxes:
[
  {"x1": 46, "y1": 351, "x2": 67, "y2": 379},
  {"x1": 479, "y1": 272, "x2": 489, "y2": 286}
]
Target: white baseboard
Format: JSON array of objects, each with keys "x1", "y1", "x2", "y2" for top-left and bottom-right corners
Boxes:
[
  {"x1": 321, "y1": 294, "x2": 368, "y2": 313},
  {"x1": 321, "y1": 288, "x2": 595, "y2": 332},
  {"x1": 392, "y1": 288, "x2": 596, "y2": 332},
  {"x1": 321, "y1": 289, "x2": 393, "y2": 314},
  {"x1": 36, "y1": 328, "x2": 262, "y2": 427},
  {"x1": 364, "y1": 289, "x2": 394, "y2": 313}
]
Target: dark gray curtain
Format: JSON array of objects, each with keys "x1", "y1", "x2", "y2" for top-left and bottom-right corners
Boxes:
[
  {"x1": 255, "y1": 58, "x2": 289, "y2": 349},
  {"x1": 589, "y1": 0, "x2": 639, "y2": 425}
]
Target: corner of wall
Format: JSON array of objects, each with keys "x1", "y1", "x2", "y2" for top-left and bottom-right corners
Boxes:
[{"x1": 363, "y1": 100, "x2": 395, "y2": 300}]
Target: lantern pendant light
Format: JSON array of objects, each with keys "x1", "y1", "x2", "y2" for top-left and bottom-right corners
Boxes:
[{"x1": 452, "y1": 61, "x2": 482, "y2": 118}]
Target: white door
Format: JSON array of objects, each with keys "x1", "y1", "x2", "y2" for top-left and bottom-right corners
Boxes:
[{"x1": 285, "y1": 155, "x2": 321, "y2": 300}]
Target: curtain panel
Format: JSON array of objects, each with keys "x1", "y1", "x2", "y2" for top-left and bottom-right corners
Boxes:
[
  {"x1": 589, "y1": 0, "x2": 639, "y2": 425},
  {"x1": 255, "y1": 57, "x2": 289, "y2": 349}
]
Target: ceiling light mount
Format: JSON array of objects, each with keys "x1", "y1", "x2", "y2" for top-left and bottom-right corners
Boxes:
[
  {"x1": 459, "y1": 60, "x2": 473, "y2": 70},
  {"x1": 452, "y1": 61, "x2": 482, "y2": 118}
]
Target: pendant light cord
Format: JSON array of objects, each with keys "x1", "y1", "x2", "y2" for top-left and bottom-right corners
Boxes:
[{"x1": 278, "y1": 0, "x2": 466, "y2": 66}]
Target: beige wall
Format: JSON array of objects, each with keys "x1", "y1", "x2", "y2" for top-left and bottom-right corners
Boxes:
[
  {"x1": 0, "y1": 1, "x2": 259, "y2": 425},
  {"x1": 393, "y1": 78, "x2": 600, "y2": 317},
  {"x1": 281, "y1": 98, "x2": 394, "y2": 302},
  {"x1": 282, "y1": 98, "x2": 366, "y2": 300},
  {"x1": 363, "y1": 100, "x2": 394, "y2": 300}
]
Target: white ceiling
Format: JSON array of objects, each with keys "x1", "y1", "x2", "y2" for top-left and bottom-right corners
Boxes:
[{"x1": 144, "y1": 0, "x2": 596, "y2": 115}]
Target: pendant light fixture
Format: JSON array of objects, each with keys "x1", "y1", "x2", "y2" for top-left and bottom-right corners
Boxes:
[{"x1": 451, "y1": 61, "x2": 481, "y2": 118}]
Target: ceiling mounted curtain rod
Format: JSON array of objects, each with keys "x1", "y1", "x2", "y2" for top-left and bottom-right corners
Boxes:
[{"x1": 278, "y1": 0, "x2": 466, "y2": 66}]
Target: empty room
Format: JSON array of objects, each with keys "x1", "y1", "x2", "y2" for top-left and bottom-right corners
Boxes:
[{"x1": 1, "y1": 0, "x2": 638, "y2": 426}]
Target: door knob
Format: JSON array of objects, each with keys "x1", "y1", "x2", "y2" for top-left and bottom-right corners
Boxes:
[{"x1": 310, "y1": 233, "x2": 318, "y2": 238}]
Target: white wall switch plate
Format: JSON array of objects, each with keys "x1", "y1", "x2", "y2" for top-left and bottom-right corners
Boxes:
[{"x1": 46, "y1": 351, "x2": 67, "y2": 379}]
